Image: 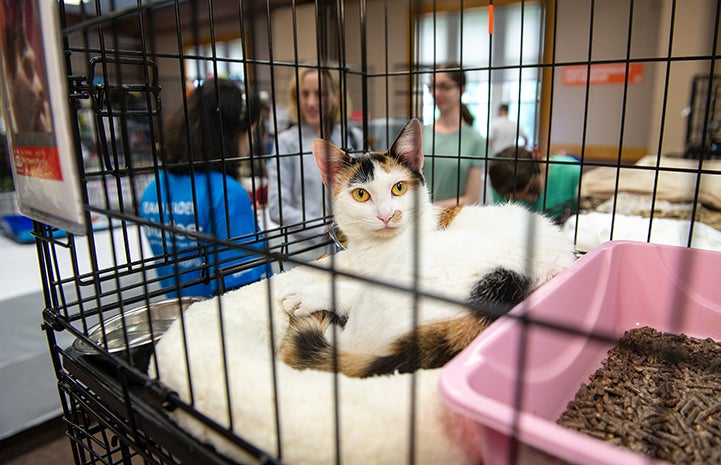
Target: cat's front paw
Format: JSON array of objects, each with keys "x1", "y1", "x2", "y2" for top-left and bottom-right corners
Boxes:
[
  {"x1": 278, "y1": 283, "x2": 333, "y2": 317},
  {"x1": 278, "y1": 290, "x2": 306, "y2": 316}
]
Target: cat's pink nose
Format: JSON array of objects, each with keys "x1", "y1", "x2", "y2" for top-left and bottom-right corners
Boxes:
[
  {"x1": 378, "y1": 215, "x2": 392, "y2": 225},
  {"x1": 377, "y1": 210, "x2": 402, "y2": 226}
]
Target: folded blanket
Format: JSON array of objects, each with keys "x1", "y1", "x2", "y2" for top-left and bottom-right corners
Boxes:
[{"x1": 581, "y1": 155, "x2": 721, "y2": 209}]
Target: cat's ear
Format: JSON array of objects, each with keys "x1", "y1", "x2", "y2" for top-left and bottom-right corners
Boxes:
[
  {"x1": 390, "y1": 118, "x2": 424, "y2": 171},
  {"x1": 313, "y1": 139, "x2": 351, "y2": 188}
]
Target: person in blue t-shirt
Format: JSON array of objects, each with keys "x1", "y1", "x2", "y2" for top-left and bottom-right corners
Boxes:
[{"x1": 140, "y1": 79, "x2": 270, "y2": 298}]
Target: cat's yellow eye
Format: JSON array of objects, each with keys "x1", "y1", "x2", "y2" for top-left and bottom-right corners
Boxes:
[
  {"x1": 352, "y1": 188, "x2": 370, "y2": 202},
  {"x1": 391, "y1": 182, "x2": 407, "y2": 196}
]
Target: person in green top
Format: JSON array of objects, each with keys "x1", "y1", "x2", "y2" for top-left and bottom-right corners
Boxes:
[
  {"x1": 488, "y1": 147, "x2": 581, "y2": 224},
  {"x1": 422, "y1": 62, "x2": 487, "y2": 208}
]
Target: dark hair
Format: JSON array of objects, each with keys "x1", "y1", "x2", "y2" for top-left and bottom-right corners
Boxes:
[
  {"x1": 488, "y1": 147, "x2": 541, "y2": 197},
  {"x1": 163, "y1": 78, "x2": 260, "y2": 173},
  {"x1": 499, "y1": 103, "x2": 509, "y2": 114},
  {"x1": 436, "y1": 61, "x2": 475, "y2": 126}
]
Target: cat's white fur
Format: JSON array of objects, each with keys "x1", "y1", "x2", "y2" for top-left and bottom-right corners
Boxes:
[{"x1": 148, "y1": 119, "x2": 576, "y2": 465}]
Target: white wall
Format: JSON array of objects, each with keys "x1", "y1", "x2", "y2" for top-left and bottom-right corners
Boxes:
[
  {"x1": 549, "y1": 0, "x2": 661, "y2": 156},
  {"x1": 550, "y1": 0, "x2": 719, "y2": 159}
]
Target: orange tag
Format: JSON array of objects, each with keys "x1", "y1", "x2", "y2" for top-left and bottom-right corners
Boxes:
[
  {"x1": 13, "y1": 145, "x2": 64, "y2": 181},
  {"x1": 488, "y1": 5, "x2": 494, "y2": 35}
]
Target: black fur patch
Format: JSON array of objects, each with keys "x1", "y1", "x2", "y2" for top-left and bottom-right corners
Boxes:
[
  {"x1": 290, "y1": 325, "x2": 331, "y2": 365},
  {"x1": 349, "y1": 152, "x2": 425, "y2": 186},
  {"x1": 282, "y1": 310, "x2": 347, "y2": 369},
  {"x1": 350, "y1": 154, "x2": 385, "y2": 185},
  {"x1": 363, "y1": 331, "x2": 458, "y2": 377},
  {"x1": 468, "y1": 267, "x2": 531, "y2": 321},
  {"x1": 391, "y1": 155, "x2": 425, "y2": 184},
  {"x1": 314, "y1": 310, "x2": 348, "y2": 329},
  {"x1": 364, "y1": 342, "x2": 422, "y2": 377}
]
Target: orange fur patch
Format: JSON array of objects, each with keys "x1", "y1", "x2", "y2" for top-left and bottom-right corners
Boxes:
[{"x1": 438, "y1": 205, "x2": 463, "y2": 229}]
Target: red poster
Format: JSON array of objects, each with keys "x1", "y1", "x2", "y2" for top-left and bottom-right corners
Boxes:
[
  {"x1": 562, "y1": 63, "x2": 644, "y2": 86},
  {"x1": 12, "y1": 145, "x2": 63, "y2": 180}
]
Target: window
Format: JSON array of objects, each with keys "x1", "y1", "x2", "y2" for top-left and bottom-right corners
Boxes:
[
  {"x1": 416, "y1": 2, "x2": 544, "y2": 148},
  {"x1": 185, "y1": 38, "x2": 246, "y2": 88}
]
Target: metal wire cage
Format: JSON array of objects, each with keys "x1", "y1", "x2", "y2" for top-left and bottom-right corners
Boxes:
[{"x1": 16, "y1": 1, "x2": 721, "y2": 465}]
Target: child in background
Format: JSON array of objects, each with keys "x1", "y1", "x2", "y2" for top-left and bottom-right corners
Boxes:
[
  {"x1": 488, "y1": 147, "x2": 581, "y2": 224},
  {"x1": 140, "y1": 79, "x2": 269, "y2": 297}
]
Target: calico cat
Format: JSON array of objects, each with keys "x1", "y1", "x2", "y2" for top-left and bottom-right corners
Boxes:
[{"x1": 277, "y1": 118, "x2": 576, "y2": 378}]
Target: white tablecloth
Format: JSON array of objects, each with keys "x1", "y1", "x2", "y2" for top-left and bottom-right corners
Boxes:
[{"x1": 0, "y1": 225, "x2": 151, "y2": 439}]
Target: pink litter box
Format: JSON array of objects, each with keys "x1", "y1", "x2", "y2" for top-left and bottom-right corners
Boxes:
[{"x1": 440, "y1": 240, "x2": 721, "y2": 465}]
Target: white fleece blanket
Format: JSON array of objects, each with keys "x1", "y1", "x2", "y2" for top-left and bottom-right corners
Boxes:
[{"x1": 149, "y1": 268, "x2": 483, "y2": 465}]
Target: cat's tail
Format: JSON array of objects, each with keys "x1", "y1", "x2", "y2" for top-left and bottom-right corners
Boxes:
[{"x1": 279, "y1": 312, "x2": 490, "y2": 378}]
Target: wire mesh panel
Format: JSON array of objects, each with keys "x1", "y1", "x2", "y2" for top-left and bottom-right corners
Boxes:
[{"x1": 20, "y1": 1, "x2": 721, "y2": 465}]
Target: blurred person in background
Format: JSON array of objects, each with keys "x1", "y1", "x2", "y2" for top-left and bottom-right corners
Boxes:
[
  {"x1": 140, "y1": 79, "x2": 270, "y2": 298},
  {"x1": 488, "y1": 146, "x2": 581, "y2": 224},
  {"x1": 267, "y1": 67, "x2": 363, "y2": 267},
  {"x1": 422, "y1": 62, "x2": 487, "y2": 208},
  {"x1": 489, "y1": 103, "x2": 528, "y2": 156}
]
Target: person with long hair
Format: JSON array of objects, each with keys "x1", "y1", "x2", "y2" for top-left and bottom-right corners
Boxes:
[
  {"x1": 422, "y1": 61, "x2": 487, "y2": 207},
  {"x1": 140, "y1": 79, "x2": 269, "y2": 297},
  {"x1": 267, "y1": 66, "x2": 363, "y2": 266}
]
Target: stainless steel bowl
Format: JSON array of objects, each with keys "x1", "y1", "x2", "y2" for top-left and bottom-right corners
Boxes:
[{"x1": 73, "y1": 297, "x2": 203, "y2": 355}]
